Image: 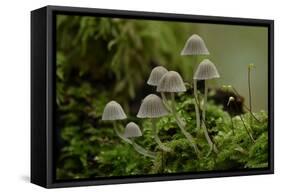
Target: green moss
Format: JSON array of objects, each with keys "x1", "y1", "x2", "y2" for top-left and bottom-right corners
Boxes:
[{"x1": 55, "y1": 15, "x2": 269, "y2": 179}]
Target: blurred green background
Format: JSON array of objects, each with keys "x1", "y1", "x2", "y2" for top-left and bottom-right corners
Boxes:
[{"x1": 55, "y1": 15, "x2": 268, "y2": 180}]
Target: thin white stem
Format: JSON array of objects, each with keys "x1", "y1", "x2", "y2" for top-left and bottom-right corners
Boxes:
[
  {"x1": 113, "y1": 122, "x2": 132, "y2": 144},
  {"x1": 170, "y1": 93, "x2": 200, "y2": 156},
  {"x1": 131, "y1": 140, "x2": 156, "y2": 159},
  {"x1": 203, "y1": 81, "x2": 208, "y2": 122},
  {"x1": 202, "y1": 81, "x2": 218, "y2": 154},
  {"x1": 193, "y1": 80, "x2": 201, "y2": 132},
  {"x1": 113, "y1": 121, "x2": 156, "y2": 158},
  {"x1": 161, "y1": 92, "x2": 172, "y2": 112},
  {"x1": 202, "y1": 122, "x2": 218, "y2": 153},
  {"x1": 152, "y1": 119, "x2": 172, "y2": 152}
]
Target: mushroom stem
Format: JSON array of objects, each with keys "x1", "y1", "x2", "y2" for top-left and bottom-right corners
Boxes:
[
  {"x1": 113, "y1": 121, "x2": 132, "y2": 144},
  {"x1": 202, "y1": 81, "x2": 218, "y2": 153},
  {"x1": 202, "y1": 121, "x2": 218, "y2": 154},
  {"x1": 131, "y1": 140, "x2": 157, "y2": 159},
  {"x1": 161, "y1": 92, "x2": 172, "y2": 112},
  {"x1": 193, "y1": 79, "x2": 201, "y2": 132},
  {"x1": 202, "y1": 80, "x2": 207, "y2": 121},
  {"x1": 113, "y1": 121, "x2": 156, "y2": 158},
  {"x1": 152, "y1": 119, "x2": 172, "y2": 152},
  {"x1": 170, "y1": 93, "x2": 200, "y2": 156}
]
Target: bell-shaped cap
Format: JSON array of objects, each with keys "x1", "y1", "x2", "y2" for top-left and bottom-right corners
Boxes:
[
  {"x1": 147, "y1": 66, "x2": 168, "y2": 86},
  {"x1": 181, "y1": 34, "x2": 210, "y2": 55},
  {"x1": 124, "y1": 122, "x2": 142, "y2": 138},
  {"x1": 137, "y1": 94, "x2": 168, "y2": 118},
  {"x1": 157, "y1": 71, "x2": 186, "y2": 93},
  {"x1": 193, "y1": 59, "x2": 220, "y2": 80},
  {"x1": 102, "y1": 101, "x2": 127, "y2": 120}
]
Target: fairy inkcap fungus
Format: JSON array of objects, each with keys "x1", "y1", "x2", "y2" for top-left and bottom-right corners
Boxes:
[
  {"x1": 147, "y1": 66, "x2": 168, "y2": 86},
  {"x1": 102, "y1": 101, "x2": 156, "y2": 159},
  {"x1": 137, "y1": 94, "x2": 171, "y2": 152},
  {"x1": 124, "y1": 122, "x2": 142, "y2": 138},
  {"x1": 156, "y1": 71, "x2": 199, "y2": 155},
  {"x1": 137, "y1": 94, "x2": 168, "y2": 118},
  {"x1": 157, "y1": 71, "x2": 186, "y2": 93},
  {"x1": 193, "y1": 59, "x2": 220, "y2": 154},
  {"x1": 102, "y1": 101, "x2": 127, "y2": 120},
  {"x1": 193, "y1": 59, "x2": 220, "y2": 80},
  {"x1": 181, "y1": 34, "x2": 210, "y2": 55}
]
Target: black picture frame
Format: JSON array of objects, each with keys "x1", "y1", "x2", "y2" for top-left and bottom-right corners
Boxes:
[{"x1": 31, "y1": 5, "x2": 274, "y2": 188}]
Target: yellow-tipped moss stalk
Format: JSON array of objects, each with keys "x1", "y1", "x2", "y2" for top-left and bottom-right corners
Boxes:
[{"x1": 248, "y1": 63, "x2": 255, "y2": 131}]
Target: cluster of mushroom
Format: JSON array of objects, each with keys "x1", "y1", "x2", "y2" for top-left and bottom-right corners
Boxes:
[
  {"x1": 102, "y1": 33, "x2": 221, "y2": 159},
  {"x1": 148, "y1": 67, "x2": 199, "y2": 155},
  {"x1": 181, "y1": 34, "x2": 220, "y2": 153},
  {"x1": 102, "y1": 101, "x2": 156, "y2": 158}
]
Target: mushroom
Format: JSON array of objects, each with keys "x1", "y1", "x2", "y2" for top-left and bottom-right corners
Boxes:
[
  {"x1": 147, "y1": 66, "x2": 170, "y2": 111},
  {"x1": 194, "y1": 59, "x2": 220, "y2": 120},
  {"x1": 180, "y1": 34, "x2": 210, "y2": 133},
  {"x1": 137, "y1": 94, "x2": 171, "y2": 152},
  {"x1": 124, "y1": 122, "x2": 142, "y2": 138},
  {"x1": 102, "y1": 101, "x2": 156, "y2": 159},
  {"x1": 194, "y1": 59, "x2": 220, "y2": 81},
  {"x1": 157, "y1": 71, "x2": 186, "y2": 93},
  {"x1": 147, "y1": 66, "x2": 168, "y2": 86},
  {"x1": 102, "y1": 101, "x2": 130, "y2": 143},
  {"x1": 193, "y1": 59, "x2": 220, "y2": 153},
  {"x1": 180, "y1": 34, "x2": 209, "y2": 55},
  {"x1": 124, "y1": 122, "x2": 156, "y2": 158},
  {"x1": 157, "y1": 71, "x2": 200, "y2": 156}
]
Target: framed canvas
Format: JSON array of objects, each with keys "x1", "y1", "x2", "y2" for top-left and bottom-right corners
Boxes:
[{"x1": 31, "y1": 5, "x2": 274, "y2": 188}]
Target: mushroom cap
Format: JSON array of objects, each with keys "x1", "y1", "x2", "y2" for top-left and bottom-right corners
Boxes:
[
  {"x1": 102, "y1": 101, "x2": 127, "y2": 120},
  {"x1": 124, "y1": 122, "x2": 142, "y2": 138},
  {"x1": 193, "y1": 59, "x2": 220, "y2": 80},
  {"x1": 156, "y1": 71, "x2": 187, "y2": 93},
  {"x1": 180, "y1": 34, "x2": 210, "y2": 55},
  {"x1": 147, "y1": 66, "x2": 168, "y2": 86},
  {"x1": 137, "y1": 94, "x2": 169, "y2": 118}
]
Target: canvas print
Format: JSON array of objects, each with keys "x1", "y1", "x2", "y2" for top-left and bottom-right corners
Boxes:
[{"x1": 55, "y1": 14, "x2": 269, "y2": 180}]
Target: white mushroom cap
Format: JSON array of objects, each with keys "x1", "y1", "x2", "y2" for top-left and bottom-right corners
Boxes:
[
  {"x1": 156, "y1": 71, "x2": 186, "y2": 93},
  {"x1": 137, "y1": 94, "x2": 169, "y2": 118},
  {"x1": 180, "y1": 34, "x2": 210, "y2": 55},
  {"x1": 147, "y1": 66, "x2": 168, "y2": 86},
  {"x1": 124, "y1": 122, "x2": 142, "y2": 138},
  {"x1": 193, "y1": 59, "x2": 220, "y2": 80},
  {"x1": 102, "y1": 101, "x2": 127, "y2": 120}
]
